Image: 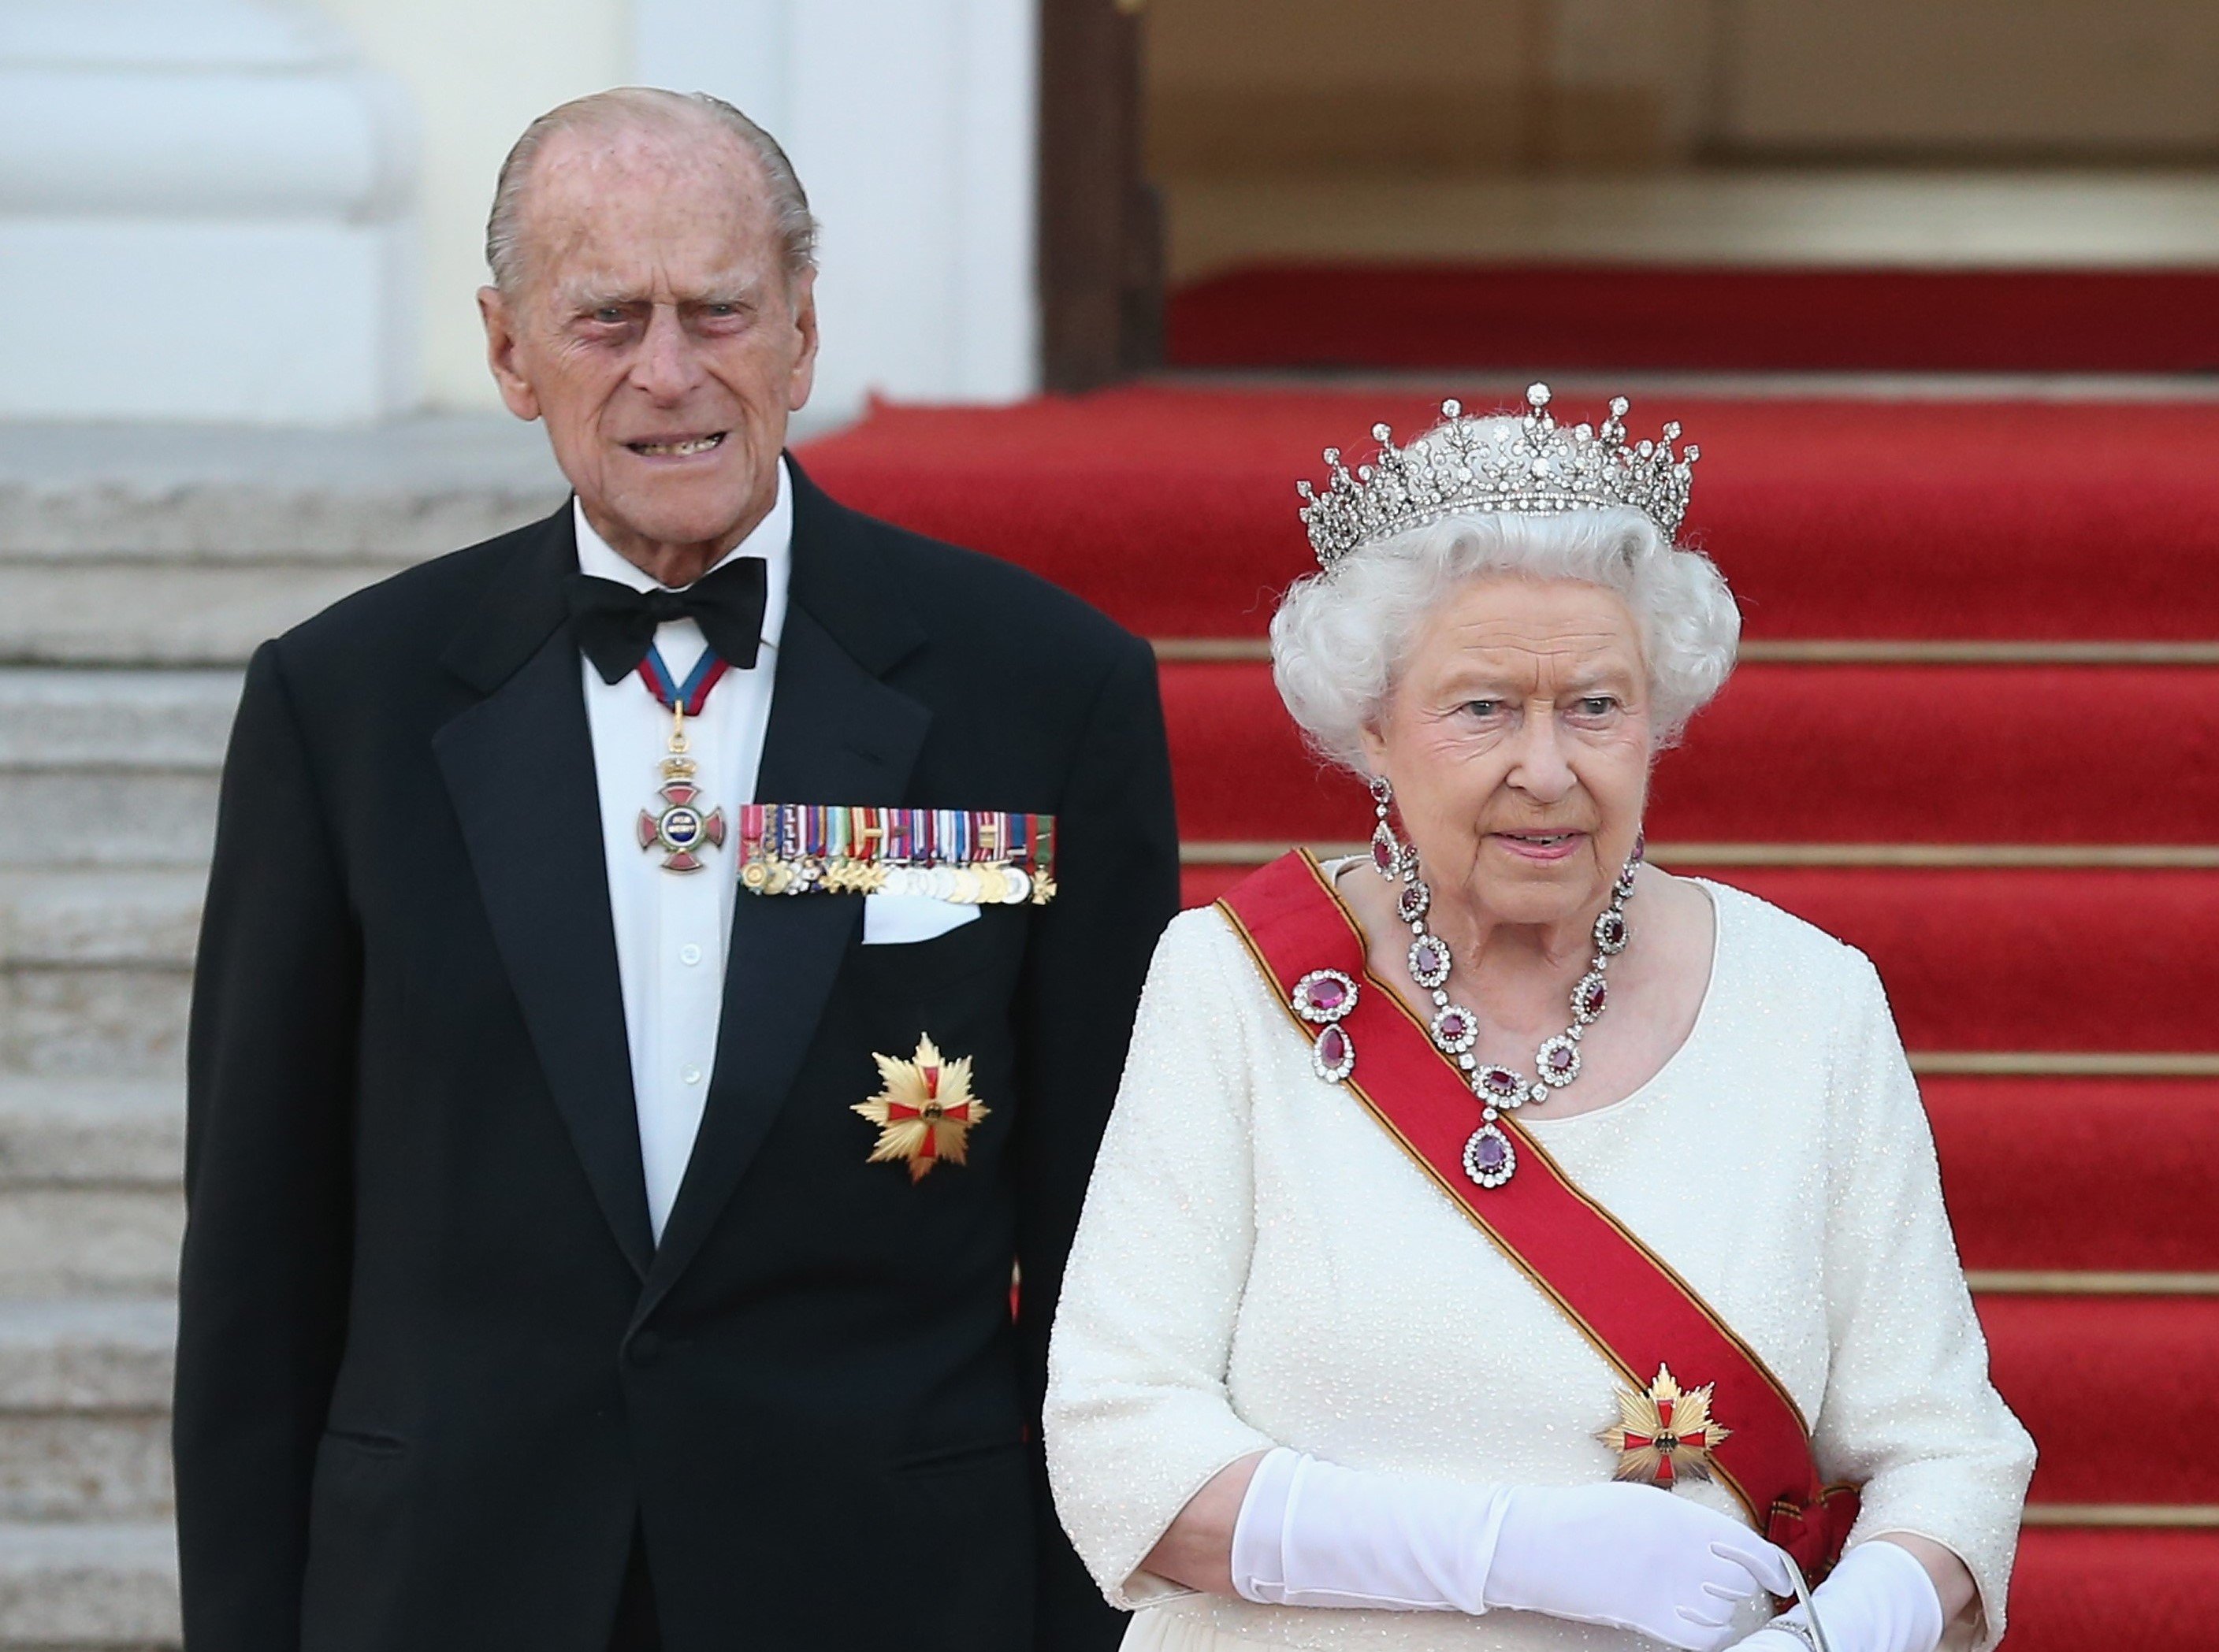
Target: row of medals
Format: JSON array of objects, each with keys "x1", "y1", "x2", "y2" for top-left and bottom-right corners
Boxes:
[{"x1": 740, "y1": 853, "x2": 1054, "y2": 904}]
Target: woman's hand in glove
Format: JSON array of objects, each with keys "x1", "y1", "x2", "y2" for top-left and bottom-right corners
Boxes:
[
  {"x1": 1485, "y1": 1482, "x2": 1798, "y2": 1652},
  {"x1": 1726, "y1": 1538, "x2": 1949, "y2": 1652}
]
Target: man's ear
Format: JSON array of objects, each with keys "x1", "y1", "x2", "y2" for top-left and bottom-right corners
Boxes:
[
  {"x1": 479, "y1": 285, "x2": 542, "y2": 421},
  {"x1": 784, "y1": 269, "x2": 820, "y2": 413}
]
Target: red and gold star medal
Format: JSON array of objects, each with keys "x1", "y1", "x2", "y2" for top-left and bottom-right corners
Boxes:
[
  {"x1": 853, "y1": 1035, "x2": 990, "y2": 1181},
  {"x1": 1600, "y1": 1364, "x2": 1731, "y2": 1487}
]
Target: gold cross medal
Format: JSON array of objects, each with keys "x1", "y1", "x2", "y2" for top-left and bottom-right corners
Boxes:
[
  {"x1": 1599, "y1": 1364, "x2": 1731, "y2": 1487},
  {"x1": 636, "y1": 702, "x2": 727, "y2": 874},
  {"x1": 853, "y1": 1035, "x2": 990, "y2": 1181}
]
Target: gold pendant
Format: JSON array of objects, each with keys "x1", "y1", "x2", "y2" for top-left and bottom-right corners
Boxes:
[
  {"x1": 1599, "y1": 1364, "x2": 1730, "y2": 1488},
  {"x1": 852, "y1": 1034, "x2": 990, "y2": 1181}
]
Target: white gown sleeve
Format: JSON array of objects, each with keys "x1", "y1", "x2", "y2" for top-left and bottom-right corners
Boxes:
[
  {"x1": 1045, "y1": 908, "x2": 1280, "y2": 1609},
  {"x1": 1812, "y1": 951, "x2": 2037, "y2": 1651}
]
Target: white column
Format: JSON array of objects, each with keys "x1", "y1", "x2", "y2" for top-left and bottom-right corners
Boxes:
[
  {"x1": 0, "y1": 0, "x2": 419, "y2": 425},
  {"x1": 635, "y1": 0, "x2": 1040, "y2": 422}
]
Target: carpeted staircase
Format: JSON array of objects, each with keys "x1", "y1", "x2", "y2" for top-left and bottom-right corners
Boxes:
[
  {"x1": 1165, "y1": 265, "x2": 2219, "y2": 374},
  {"x1": 802, "y1": 362, "x2": 2219, "y2": 1648}
]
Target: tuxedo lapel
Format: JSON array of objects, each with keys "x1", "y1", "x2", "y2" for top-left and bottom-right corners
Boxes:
[
  {"x1": 639, "y1": 466, "x2": 931, "y2": 1316},
  {"x1": 433, "y1": 509, "x2": 656, "y2": 1279}
]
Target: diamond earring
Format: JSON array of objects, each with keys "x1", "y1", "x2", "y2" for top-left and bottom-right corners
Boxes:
[{"x1": 1367, "y1": 776, "x2": 1407, "y2": 881}]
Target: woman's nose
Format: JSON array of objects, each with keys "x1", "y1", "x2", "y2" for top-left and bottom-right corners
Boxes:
[{"x1": 1507, "y1": 712, "x2": 1577, "y2": 800}]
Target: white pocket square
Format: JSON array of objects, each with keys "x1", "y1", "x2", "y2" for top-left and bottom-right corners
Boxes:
[{"x1": 862, "y1": 893, "x2": 981, "y2": 945}]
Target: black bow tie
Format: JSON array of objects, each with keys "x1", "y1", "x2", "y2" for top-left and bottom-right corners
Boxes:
[{"x1": 565, "y1": 557, "x2": 768, "y2": 683}]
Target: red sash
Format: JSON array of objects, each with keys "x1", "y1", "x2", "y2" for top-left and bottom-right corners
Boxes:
[{"x1": 1219, "y1": 852, "x2": 1860, "y2": 1581}]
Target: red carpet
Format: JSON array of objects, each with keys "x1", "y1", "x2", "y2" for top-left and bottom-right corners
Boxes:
[
  {"x1": 1166, "y1": 264, "x2": 2219, "y2": 373},
  {"x1": 801, "y1": 342, "x2": 2219, "y2": 1643},
  {"x1": 801, "y1": 388, "x2": 2219, "y2": 640},
  {"x1": 2005, "y1": 1531, "x2": 2219, "y2": 1652},
  {"x1": 1158, "y1": 661, "x2": 2219, "y2": 845},
  {"x1": 1981, "y1": 1296, "x2": 2217, "y2": 1505},
  {"x1": 1931, "y1": 1079, "x2": 2219, "y2": 1272},
  {"x1": 1532, "y1": 864, "x2": 2219, "y2": 1056},
  {"x1": 1181, "y1": 863, "x2": 2216, "y2": 1053}
]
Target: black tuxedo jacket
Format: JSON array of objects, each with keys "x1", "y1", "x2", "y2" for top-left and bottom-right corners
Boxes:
[{"x1": 174, "y1": 462, "x2": 1178, "y2": 1651}]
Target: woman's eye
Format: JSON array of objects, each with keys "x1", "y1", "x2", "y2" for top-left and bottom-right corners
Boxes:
[
  {"x1": 592, "y1": 308, "x2": 626, "y2": 325},
  {"x1": 1463, "y1": 700, "x2": 1501, "y2": 718},
  {"x1": 1576, "y1": 696, "x2": 1616, "y2": 716}
]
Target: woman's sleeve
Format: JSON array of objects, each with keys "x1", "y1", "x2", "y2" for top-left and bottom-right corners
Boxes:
[
  {"x1": 1044, "y1": 908, "x2": 1281, "y2": 1609},
  {"x1": 1812, "y1": 951, "x2": 2038, "y2": 1651}
]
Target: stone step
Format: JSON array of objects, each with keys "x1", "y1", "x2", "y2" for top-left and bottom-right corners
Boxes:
[
  {"x1": 0, "y1": 1084, "x2": 184, "y2": 1297},
  {"x1": 0, "y1": 971, "x2": 188, "y2": 1083},
  {"x1": 0, "y1": 1304, "x2": 176, "y2": 1526},
  {"x1": 0, "y1": 1083, "x2": 183, "y2": 1190},
  {"x1": 0, "y1": 1520, "x2": 177, "y2": 1646},
  {"x1": 0, "y1": 674, "x2": 240, "y2": 771},
  {"x1": 0, "y1": 416, "x2": 563, "y2": 561},
  {"x1": 0, "y1": 775, "x2": 216, "y2": 872},
  {"x1": 0, "y1": 868, "x2": 197, "y2": 1076},
  {"x1": 0, "y1": 1412, "x2": 169, "y2": 1524},
  {"x1": 0, "y1": 671, "x2": 237, "y2": 872},
  {"x1": 0, "y1": 1302, "x2": 173, "y2": 1416},
  {"x1": 0, "y1": 560, "x2": 416, "y2": 669},
  {"x1": 0, "y1": 874, "x2": 200, "y2": 972},
  {"x1": 0, "y1": 1191, "x2": 180, "y2": 1301},
  {"x1": 0, "y1": 415, "x2": 565, "y2": 674}
]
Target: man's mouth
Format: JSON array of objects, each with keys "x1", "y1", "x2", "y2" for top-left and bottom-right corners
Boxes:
[{"x1": 626, "y1": 432, "x2": 727, "y2": 457}]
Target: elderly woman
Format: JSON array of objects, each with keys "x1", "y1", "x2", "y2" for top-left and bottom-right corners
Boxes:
[{"x1": 1043, "y1": 387, "x2": 2033, "y2": 1652}]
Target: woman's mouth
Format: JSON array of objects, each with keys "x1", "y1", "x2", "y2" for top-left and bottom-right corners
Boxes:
[{"x1": 1492, "y1": 831, "x2": 1586, "y2": 863}]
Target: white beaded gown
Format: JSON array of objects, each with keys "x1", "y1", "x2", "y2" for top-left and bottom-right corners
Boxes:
[{"x1": 1043, "y1": 870, "x2": 2035, "y2": 1652}]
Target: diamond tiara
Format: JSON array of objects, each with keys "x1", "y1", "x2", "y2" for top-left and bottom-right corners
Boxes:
[{"x1": 1296, "y1": 383, "x2": 1699, "y2": 570}]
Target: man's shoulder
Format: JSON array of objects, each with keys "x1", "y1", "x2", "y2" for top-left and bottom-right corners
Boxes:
[{"x1": 835, "y1": 497, "x2": 1145, "y2": 678}]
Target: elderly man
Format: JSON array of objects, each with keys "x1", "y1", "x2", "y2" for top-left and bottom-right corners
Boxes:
[{"x1": 173, "y1": 88, "x2": 1174, "y2": 1652}]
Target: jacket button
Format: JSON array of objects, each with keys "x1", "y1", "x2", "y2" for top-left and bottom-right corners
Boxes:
[{"x1": 629, "y1": 1331, "x2": 663, "y2": 1368}]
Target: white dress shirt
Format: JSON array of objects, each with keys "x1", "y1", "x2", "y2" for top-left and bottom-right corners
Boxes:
[{"x1": 577, "y1": 461, "x2": 793, "y2": 1240}]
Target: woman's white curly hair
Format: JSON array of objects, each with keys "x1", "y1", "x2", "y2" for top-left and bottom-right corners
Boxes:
[{"x1": 1271, "y1": 487, "x2": 1741, "y2": 777}]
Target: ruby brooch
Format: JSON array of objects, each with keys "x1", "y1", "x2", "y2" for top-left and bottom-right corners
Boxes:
[
  {"x1": 1368, "y1": 777, "x2": 1641, "y2": 1190},
  {"x1": 1292, "y1": 968, "x2": 1359, "y2": 1082}
]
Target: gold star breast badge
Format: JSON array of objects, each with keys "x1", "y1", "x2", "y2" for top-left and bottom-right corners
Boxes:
[
  {"x1": 853, "y1": 1035, "x2": 990, "y2": 1181},
  {"x1": 1599, "y1": 1364, "x2": 1731, "y2": 1488}
]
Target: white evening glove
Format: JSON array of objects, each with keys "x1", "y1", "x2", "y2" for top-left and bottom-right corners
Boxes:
[
  {"x1": 1727, "y1": 1539, "x2": 1946, "y2": 1652},
  {"x1": 1230, "y1": 1446, "x2": 1511, "y2": 1613},
  {"x1": 1230, "y1": 1449, "x2": 1795, "y2": 1651},
  {"x1": 1487, "y1": 1481, "x2": 1797, "y2": 1650}
]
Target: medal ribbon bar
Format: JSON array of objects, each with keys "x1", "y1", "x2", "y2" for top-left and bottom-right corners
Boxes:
[{"x1": 738, "y1": 804, "x2": 1057, "y2": 904}]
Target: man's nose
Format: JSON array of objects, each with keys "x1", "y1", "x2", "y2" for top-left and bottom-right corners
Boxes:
[{"x1": 630, "y1": 305, "x2": 704, "y2": 402}]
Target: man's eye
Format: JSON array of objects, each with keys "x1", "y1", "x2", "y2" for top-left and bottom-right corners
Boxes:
[{"x1": 591, "y1": 307, "x2": 626, "y2": 325}]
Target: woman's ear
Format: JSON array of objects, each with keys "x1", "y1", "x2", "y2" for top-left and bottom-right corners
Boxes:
[{"x1": 1358, "y1": 721, "x2": 1391, "y2": 777}]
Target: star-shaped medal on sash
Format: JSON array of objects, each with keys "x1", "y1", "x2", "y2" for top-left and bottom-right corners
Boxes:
[
  {"x1": 1600, "y1": 1364, "x2": 1731, "y2": 1487},
  {"x1": 853, "y1": 1034, "x2": 990, "y2": 1181}
]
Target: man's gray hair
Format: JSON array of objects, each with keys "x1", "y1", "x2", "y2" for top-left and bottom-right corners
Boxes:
[
  {"x1": 1272, "y1": 478, "x2": 1741, "y2": 776},
  {"x1": 485, "y1": 87, "x2": 820, "y2": 295}
]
